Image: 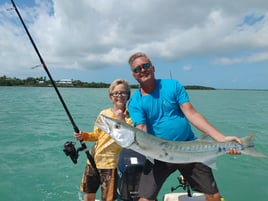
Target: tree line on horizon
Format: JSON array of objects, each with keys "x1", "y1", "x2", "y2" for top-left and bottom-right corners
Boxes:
[{"x1": 0, "y1": 75, "x2": 215, "y2": 90}]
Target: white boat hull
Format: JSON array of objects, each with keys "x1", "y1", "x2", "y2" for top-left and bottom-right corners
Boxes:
[{"x1": 163, "y1": 192, "x2": 205, "y2": 201}]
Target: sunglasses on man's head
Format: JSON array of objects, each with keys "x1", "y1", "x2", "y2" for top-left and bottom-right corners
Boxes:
[{"x1": 132, "y1": 63, "x2": 151, "y2": 73}]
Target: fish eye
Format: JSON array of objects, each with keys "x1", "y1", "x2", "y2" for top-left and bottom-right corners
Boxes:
[{"x1": 114, "y1": 123, "x2": 120, "y2": 129}]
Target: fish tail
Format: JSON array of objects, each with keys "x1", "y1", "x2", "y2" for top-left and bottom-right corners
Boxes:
[{"x1": 241, "y1": 134, "x2": 266, "y2": 158}]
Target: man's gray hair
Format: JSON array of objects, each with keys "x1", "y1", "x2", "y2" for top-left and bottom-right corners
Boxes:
[{"x1": 128, "y1": 52, "x2": 151, "y2": 66}]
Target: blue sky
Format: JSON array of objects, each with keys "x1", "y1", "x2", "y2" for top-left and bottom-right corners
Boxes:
[{"x1": 1, "y1": 0, "x2": 268, "y2": 89}]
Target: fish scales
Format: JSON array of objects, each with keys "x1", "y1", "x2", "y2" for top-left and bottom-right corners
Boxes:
[{"x1": 95, "y1": 114, "x2": 266, "y2": 169}]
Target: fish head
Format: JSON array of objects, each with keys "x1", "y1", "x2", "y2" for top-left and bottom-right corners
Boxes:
[{"x1": 95, "y1": 114, "x2": 135, "y2": 148}]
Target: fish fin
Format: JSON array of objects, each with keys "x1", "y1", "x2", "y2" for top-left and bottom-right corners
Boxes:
[
  {"x1": 147, "y1": 157, "x2": 155, "y2": 164},
  {"x1": 198, "y1": 134, "x2": 214, "y2": 141},
  {"x1": 240, "y1": 134, "x2": 267, "y2": 158},
  {"x1": 203, "y1": 158, "x2": 217, "y2": 169}
]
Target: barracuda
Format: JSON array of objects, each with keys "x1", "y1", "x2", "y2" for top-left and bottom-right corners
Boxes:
[{"x1": 95, "y1": 114, "x2": 266, "y2": 169}]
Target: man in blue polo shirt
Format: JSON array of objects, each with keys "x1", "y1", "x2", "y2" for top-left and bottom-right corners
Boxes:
[{"x1": 127, "y1": 52, "x2": 241, "y2": 201}]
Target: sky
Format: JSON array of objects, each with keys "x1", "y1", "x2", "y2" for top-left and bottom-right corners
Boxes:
[{"x1": 0, "y1": 0, "x2": 268, "y2": 89}]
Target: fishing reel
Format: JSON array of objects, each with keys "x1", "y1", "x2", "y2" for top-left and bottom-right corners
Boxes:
[
  {"x1": 63, "y1": 140, "x2": 88, "y2": 164},
  {"x1": 171, "y1": 175, "x2": 192, "y2": 197},
  {"x1": 63, "y1": 141, "x2": 80, "y2": 164}
]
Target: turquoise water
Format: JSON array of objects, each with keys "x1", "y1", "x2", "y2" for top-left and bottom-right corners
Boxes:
[{"x1": 1, "y1": 87, "x2": 268, "y2": 201}]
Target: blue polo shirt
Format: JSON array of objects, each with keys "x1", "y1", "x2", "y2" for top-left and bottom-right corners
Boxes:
[{"x1": 128, "y1": 79, "x2": 196, "y2": 141}]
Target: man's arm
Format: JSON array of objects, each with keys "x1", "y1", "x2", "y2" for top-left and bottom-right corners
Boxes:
[
  {"x1": 135, "y1": 124, "x2": 148, "y2": 132},
  {"x1": 180, "y1": 102, "x2": 241, "y2": 145}
]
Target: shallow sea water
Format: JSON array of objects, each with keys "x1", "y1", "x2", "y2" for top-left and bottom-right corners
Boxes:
[{"x1": 1, "y1": 87, "x2": 267, "y2": 201}]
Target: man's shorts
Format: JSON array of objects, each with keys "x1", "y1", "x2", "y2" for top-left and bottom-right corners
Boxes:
[
  {"x1": 80, "y1": 163, "x2": 118, "y2": 201},
  {"x1": 138, "y1": 160, "x2": 219, "y2": 200}
]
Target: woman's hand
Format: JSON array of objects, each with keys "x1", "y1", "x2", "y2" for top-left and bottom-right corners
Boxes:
[
  {"x1": 74, "y1": 131, "x2": 84, "y2": 141},
  {"x1": 113, "y1": 109, "x2": 127, "y2": 121}
]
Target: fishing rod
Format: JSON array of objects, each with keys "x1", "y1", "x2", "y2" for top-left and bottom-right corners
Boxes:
[{"x1": 10, "y1": 0, "x2": 99, "y2": 176}]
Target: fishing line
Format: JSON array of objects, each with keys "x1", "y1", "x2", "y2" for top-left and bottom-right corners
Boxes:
[{"x1": 10, "y1": 0, "x2": 99, "y2": 178}]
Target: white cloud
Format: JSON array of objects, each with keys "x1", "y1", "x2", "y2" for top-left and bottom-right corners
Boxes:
[
  {"x1": 215, "y1": 51, "x2": 268, "y2": 65},
  {"x1": 1, "y1": 0, "x2": 268, "y2": 77}
]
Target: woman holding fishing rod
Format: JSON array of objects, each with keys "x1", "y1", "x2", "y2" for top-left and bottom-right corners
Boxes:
[
  {"x1": 74, "y1": 79, "x2": 132, "y2": 201},
  {"x1": 9, "y1": 1, "x2": 132, "y2": 201}
]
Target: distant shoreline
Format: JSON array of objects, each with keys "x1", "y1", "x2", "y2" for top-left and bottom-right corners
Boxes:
[
  {"x1": 1, "y1": 75, "x2": 267, "y2": 90},
  {"x1": 0, "y1": 75, "x2": 215, "y2": 90}
]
